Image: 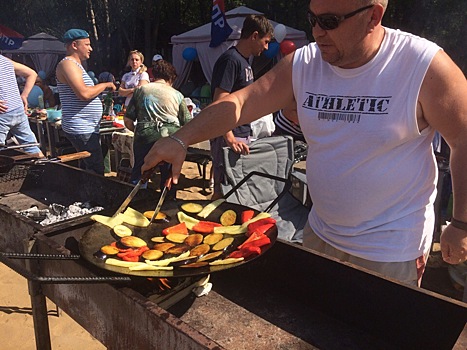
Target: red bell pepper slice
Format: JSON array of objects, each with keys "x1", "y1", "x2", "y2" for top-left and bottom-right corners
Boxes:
[
  {"x1": 240, "y1": 235, "x2": 271, "y2": 250},
  {"x1": 229, "y1": 245, "x2": 262, "y2": 259},
  {"x1": 117, "y1": 246, "x2": 149, "y2": 260},
  {"x1": 192, "y1": 221, "x2": 222, "y2": 234},
  {"x1": 120, "y1": 255, "x2": 140, "y2": 262},
  {"x1": 241, "y1": 210, "x2": 255, "y2": 224},
  {"x1": 247, "y1": 217, "x2": 276, "y2": 234},
  {"x1": 238, "y1": 231, "x2": 265, "y2": 250},
  {"x1": 162, "y1": 222, "x2": 188, "y2": 236}
]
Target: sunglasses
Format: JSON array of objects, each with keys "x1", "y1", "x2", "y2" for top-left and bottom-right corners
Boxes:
[{"x1": 307, "y1": 4, "x2": 374, "y2": 30}]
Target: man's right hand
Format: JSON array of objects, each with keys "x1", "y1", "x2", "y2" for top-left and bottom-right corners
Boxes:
[{"x1": 106, "y1": 82, "x2": 117, "y2": 91}]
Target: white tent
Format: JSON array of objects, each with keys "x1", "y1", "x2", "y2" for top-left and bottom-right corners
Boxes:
[
  {"x1": 171, "y1": 6, "x2": 309, "y2": 88},
  {"x1": 7, "y1": 32, "x2": 66, "y2": 80}
]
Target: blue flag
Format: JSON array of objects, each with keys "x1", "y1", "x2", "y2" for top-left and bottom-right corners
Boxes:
[
  {"x1": 0, "y1": 25, "x2": 24, "y2": 50},
  {"x1": 210, "y1": 0, "x2": 233, "y2": 48}
]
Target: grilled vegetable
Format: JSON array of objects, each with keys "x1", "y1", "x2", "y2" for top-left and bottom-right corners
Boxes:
[
  {"x1": 129, "y1": 264, "x2": 173, "y2": 271},
  {"x1": 197, "y1": 251, "x2": 223, "y2": 262},
  {"x1": 240, "y1": 212, "x2": 271, "y2": 229},
  {"x1": 145, "y1": 251, "x2": 191, "y2": 266},
  {"x1": 212, "y1": 237, "x2": 234, "y2": 251},
  {"x1": 141, "y1": 249, "x2": 164, "y2": 260},
  {"x1": 192, "y1": 221, "x2": 222, "y2": 234},
  {"x1": 177, "y1": 211, "x2": 200, "y2": 230},
  {"x1": 166, "y1": 245, "x2": 190, "y2": 255},
  {"x1": 203, "y1": 232, "x2": 224, "y2": 245},
  {"x1": 220, "y1": 209, "x2": 237, "y2": 226},
  {"x1": 213, "y1": 225, "x2": 246, "y2": 235},
  {"x1": 169, "y1": 256, "x2": 199, "y2": 267},
  {"x1": 189, "y1": 243, "x2": 210, "y2": 257},
  {"x1": 143, "y1": 210, "x2": 169, "y2": 222},
  {"x1": 120, "y1": 236, "x2": 147, "y2": 248},
  {"x1": 209, "y1": 257, "x2": 244, "y2": 265},
  {"x1": 162, "y1": 222, "x2": 188, "y2": 236},
  {"x1": 105, "y1": 258, "x2": 146, "y2": 268},
  {"x1": 228, "y1": 245, "x2": 261, "y2": 259},
  {"x1": 152, "y1": 242, "x2": 175, "y2": 252},
  {"x1": 247, "y1": 217, "x2": 276, "y2": 236},
  {"x1": 100, "y1": 245, "x2": 119, "y2": 255},
  {"x1": 113, "y1": 224, "x2": 133, "y2": 237},
  {"x1": 237, "y1": 231, "x2": 271, "y2": 250},
  {"x1": 91, "y1": 214, "x2": 124, "y2": 228},
  {"x1": 165, "y1": 233, "x2": 190, "y2": 243},
  {"x1": 121, "y1": 207, "x2": 150, "y2": 227},
  {"x1": 184, "y1": 233, "x2": 204, "y2": 247},
  {"x1": 180, "y1": 202, "x2": 204, "y2": 214},
  {"x1": 241, "y1": 210, "x2": 255, "y2": 223},
  {"x1": 197, "y1": 198, "x2": 226, "y2": 218}
]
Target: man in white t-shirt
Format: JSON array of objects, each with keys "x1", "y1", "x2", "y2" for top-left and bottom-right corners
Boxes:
[{"x1": 141, "y1": 0, "x2": 467, "y2": 286}]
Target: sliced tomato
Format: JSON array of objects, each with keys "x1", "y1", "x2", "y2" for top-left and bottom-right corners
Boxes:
[
  {"x1": 192, "y1": 221, "x2": 222, "y2": 234},
  {"x1": 162, "y1": 222, "x2": 188, "y2": 236}
]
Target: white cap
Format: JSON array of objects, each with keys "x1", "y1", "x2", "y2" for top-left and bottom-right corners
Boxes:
[{"x1": 152, "y1": 54, "x2": 163, "y2": 62}]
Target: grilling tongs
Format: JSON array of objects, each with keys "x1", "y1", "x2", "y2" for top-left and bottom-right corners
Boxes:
[{"x1": 112, "y1": 163, "x2": 171, "y2": 219}]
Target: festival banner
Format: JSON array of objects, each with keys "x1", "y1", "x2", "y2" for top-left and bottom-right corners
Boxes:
[
  {"x1": 209, "y1": 0, "x2": 233, "y2": 48},
  {"x1": 0, "y1": 25, "x2": 24, "y2": 50}
]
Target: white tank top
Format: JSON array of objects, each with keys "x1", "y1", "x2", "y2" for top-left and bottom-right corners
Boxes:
[{"x1": 292, "y1": 28, "x2": 441, "y2": 262}]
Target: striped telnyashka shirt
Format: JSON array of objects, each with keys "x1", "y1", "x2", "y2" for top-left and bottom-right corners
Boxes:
[
  {"x1": 57, "y1": 57, "x2": 102, "y2": 134},
  {"x1": 0, "y1": 54, "x2": 24, "y2": 114}
]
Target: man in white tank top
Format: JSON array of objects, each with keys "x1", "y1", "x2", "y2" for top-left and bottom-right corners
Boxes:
[
  {"x1": 141, "y1": 1, "x2": 467, "y2": 285},
  {"x1": 56, "y1": 29, "x2": 116, "y2": 175}
]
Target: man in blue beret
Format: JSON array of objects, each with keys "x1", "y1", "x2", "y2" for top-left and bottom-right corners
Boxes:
[{"x1": 56, "y1": 29, "x2": 116, "y2": 175}]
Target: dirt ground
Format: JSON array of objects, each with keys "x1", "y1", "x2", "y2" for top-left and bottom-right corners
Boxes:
[{"x1": 0, "y1": 160, "x2": 465, "y2": 349}]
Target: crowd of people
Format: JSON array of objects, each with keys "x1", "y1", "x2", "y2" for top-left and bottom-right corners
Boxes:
[{"x1": 1, "y1": 0, "x2": 465, "y2": 290}]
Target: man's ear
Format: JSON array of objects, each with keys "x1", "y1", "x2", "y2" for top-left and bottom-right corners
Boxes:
[
  {"x1": 250, "y1": 31, "x2": 259, "y2": 41},
  {"x1": 368, "y1": 4, "x2": 384, "y2": 31}
]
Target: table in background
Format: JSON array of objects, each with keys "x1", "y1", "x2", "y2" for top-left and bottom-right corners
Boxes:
[{"x1": 45, "y1": 120, "x2": 124, "y2": 158}]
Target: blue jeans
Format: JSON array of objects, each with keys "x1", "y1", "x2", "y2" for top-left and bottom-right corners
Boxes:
[
  {"x1": 64, "y1": 132, "x2": 104, "y2": 175},
  {"x1": 0, "y1": 109, "x2": 42, "y2": 154}
]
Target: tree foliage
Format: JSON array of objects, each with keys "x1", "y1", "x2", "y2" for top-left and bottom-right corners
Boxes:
[{"x1": 1, "y1": 0, "x2": 465, "y2": 74}]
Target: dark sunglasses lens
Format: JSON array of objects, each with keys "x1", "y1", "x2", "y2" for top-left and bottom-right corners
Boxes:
[
  {"x1": 318, "y1": 15, "x2": 339, "y2": 30},
  {"x1": 307, "y1": 12, "x2": 339, "y2": 30}
]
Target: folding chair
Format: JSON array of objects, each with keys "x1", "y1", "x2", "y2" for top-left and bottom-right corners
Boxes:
[{"x1": 221, "y1": 135, "x2": 309, "y2": 243}]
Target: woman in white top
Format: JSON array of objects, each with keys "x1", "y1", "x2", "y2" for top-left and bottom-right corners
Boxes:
[{"x1": 119, "y1": 50, "x2": 150, "y2": 106}]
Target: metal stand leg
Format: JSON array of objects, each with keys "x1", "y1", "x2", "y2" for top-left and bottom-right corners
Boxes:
[{"x1": 28, "y1": 279, "x2": 52, "y2": 350}]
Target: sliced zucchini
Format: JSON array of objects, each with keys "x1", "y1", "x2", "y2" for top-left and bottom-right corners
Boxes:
[
  {"x1": 113, "y1": 224, "x2": 133, "y2": 237},
  {"x1": 209, "y1": 257, "x2": 244, "y2": 266},
  {"x1": 177, "y1": 211, "x2": 200, "y2": 230},
  {"x1": 181, "y1": 202, "x2": 204, "y2": 214},
  {"x1": 213, "y1": 225, "x2": 246, "y2": 235},
  {"x1": 197, "y1": 199, "x2": 226, "y2": 218},
  {"x1": 220, "y1": 209, "x2": 237, "y2": 226}
]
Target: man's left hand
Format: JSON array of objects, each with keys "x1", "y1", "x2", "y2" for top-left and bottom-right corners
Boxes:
[
  {"x1": 227, "y1": 139, "x2": 250, "y2": 155},
  {"x1": 440, "y1": 224, "x2": 467, "y2": 264},
  {"x1": 0, "y1": 100, "x2": 7, "y2": 114}
]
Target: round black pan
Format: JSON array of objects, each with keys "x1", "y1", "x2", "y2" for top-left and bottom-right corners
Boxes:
[{"x1": 79, "y1": 199, "x2": 277, "y2": 278}]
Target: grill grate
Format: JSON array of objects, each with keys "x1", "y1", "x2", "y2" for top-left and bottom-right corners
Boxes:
[{"x1": 0, "y1": 165, "x2": 30, "y2": 182}]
